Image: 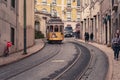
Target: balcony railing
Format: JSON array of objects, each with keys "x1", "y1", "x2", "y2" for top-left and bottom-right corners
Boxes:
[{"x1": 112, "y1": 0, "x2": 118, "y2": 11}]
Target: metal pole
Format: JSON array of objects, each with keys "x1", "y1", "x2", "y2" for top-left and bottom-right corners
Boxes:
[{"x1": 23, "y1": 0, "x2": 27, "y2": 54}]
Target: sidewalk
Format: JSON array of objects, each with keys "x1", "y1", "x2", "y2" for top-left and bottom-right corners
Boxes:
[
  {"x1": 0, "y1": 39, "x2": 45, "y2": 66},
  {"x1": 78, "y1": 39, "x2": 120, "y2": 80}
]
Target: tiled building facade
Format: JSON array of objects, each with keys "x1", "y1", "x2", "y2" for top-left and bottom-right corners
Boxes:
[
  {"x1": 0, "y1": 0, "x2": 34, "y2": 56},
  {"x1": 35, "y1": 0, "x2": 81, "y2": 30}
]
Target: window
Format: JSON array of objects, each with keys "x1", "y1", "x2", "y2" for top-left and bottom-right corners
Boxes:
[
  {"x1": 60, "y1": 25, "x2": 63, "y2": 32},
  {"x1": 52, "y1": 0, "x2": 56, "y2": 5},
  {"x1": 35, "y1": 0, "x2": 38, "y2": 5},
  {"x1": 77, "y1": 0, "x2": 80, "y2": 6},
  {"x1": 53, "y1": 10, "x2": 57, "y2": 17},
  {"x1": 11, "y1": 0, "x2": 15, "y2": 8},
  {"x1": 67, "y1": 12, "x2": 71, "y2": 21},
  {"x1": 11, "y1": 27, "x2": 15, "y2": 45},
  {"x1": 42, "y1": 0, "x2": 47, "y2": 4},
  {"x1": 67, "y1": 0, "x2": 71, "y2": 7},
  {"x1": 77, "y1": 12, "x2": 80, "y2": 21},
  {"x1": 51, "y1": 9, "x2": 57, "y2": 17},
  {"x1": 42, "y1": 8, "x2": 47, "y2": 13},
  {"x1": 54, "y1": 25, "x2": 58, "y2": 32}
]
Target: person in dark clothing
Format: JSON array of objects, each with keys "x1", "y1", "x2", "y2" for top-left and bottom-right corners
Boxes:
[
  {"x1": 76, "y1": 30, "x2": 80, "y2": 39},
  {"x1": 84, "y1": 32, "x2": 87, "y2": 42},
  {"x1": 90, "y1": 32, "x2": 94, "y2": 42},
  {"x1": 75, "y1": 26, "x2": 80, "y2": 39},
  {"x1": 112, "y1": 33, "x2": 120, "y2": 61},
  {"x1": 84, "y1": 32, "x2": 89, "y2": 42},
  {"x1": 86, "y1": 32, "x2": 89, "y2": 42}
]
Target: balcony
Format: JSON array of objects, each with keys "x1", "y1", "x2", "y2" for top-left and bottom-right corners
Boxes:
[{"x1": 112, "y1": 0, "x2": 118, "y2": 11}]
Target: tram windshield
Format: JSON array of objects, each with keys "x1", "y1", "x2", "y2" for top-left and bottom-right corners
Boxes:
[{"x1": 54, "y1": 25, "x2": 59, "y2": 32}]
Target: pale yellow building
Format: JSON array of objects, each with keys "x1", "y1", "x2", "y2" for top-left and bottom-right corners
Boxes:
[{"x1": 35, "y1": 0, "x2": 81, "y2": 29}]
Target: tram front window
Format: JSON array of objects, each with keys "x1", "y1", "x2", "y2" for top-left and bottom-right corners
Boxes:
[{"x1": 54, "y1": 26, "x2": 58, "y2": 32}]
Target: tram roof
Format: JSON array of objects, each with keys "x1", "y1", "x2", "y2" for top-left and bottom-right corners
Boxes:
[{"x1": 47, "y1": 17, "x2": 64, "y2": 24}]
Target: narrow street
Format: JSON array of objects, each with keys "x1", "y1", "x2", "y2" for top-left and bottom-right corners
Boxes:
[
  {"x1": 0, "y1": 38, "x2": 108, "y2": 80},
  {"x1": 1, "y1": 0, "x2": 120, "y2": 80}
]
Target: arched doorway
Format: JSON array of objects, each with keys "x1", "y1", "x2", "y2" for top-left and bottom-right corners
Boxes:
[
  {"x1": 35, "y1": 21, "x2": 40, "y2": 31},
  {"x1": 35, "y1": 20, "x2": 43, "y2": 39}
]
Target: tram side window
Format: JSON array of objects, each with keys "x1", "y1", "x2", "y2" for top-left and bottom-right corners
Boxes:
[
  {"x1": 50, "y1": 26, "x2": 53, "y2": 32},
  {"x1": 46, "y1": 26, "x2": 49, "y2": 33},
  {"x1": 60, "y1": 25, "x2": 63, "y2": 32},
  {"x1": 54, "y1": 25, "x2": 58, "y2": 32}
]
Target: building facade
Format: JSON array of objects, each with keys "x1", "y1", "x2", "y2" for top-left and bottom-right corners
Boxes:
[
  {"x1": 100, "y1": 0, "x2": 111, "y2": 45},
  {"x1": 111, "y1": 0, "x2": 120, "y2": 38},
  {"x1": 35, "y1": 11, "x2": 51, "y2": 37},
  {"x1": 35, "y1": 0, "x2": 81, "y2": 30},
  {"x1": 0, "y1": 0, "x2": 34, "y2": 56},
  {"x1": 80, "y1": 0, "x2": 120, "y2": 45}
]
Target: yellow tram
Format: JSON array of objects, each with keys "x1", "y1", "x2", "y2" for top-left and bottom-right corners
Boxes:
[{"x1": 46, "y1": 17, "x2": 64, "y2": 43}]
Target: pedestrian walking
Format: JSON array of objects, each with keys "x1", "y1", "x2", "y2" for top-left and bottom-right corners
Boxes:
[
  {"x1": 90, "y1": 32, "x2": 94, "y2": 42},
  {"x1": 84, "y1": 32, "x2": 89, "y2": 42},
  {"x1": 111, "y1": 33, "x2": 120, "y2": 61},
  {"x1": 84, "y1": 32, "x2": 87, "y2": 42},
  {"x1": 75, "y1": 26, "x2": 80, "y2": 39},
  {"x1": 76, "y1": 30, "x2": 80, "y2": 39},
  {"x1": 86, "y1": 32, "x2": 89, "y2": 42}
]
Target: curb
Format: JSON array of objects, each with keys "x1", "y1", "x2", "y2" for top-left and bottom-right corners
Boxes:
[{"x1": 0, "y1": 39, "x2": 46, "y2": 67}]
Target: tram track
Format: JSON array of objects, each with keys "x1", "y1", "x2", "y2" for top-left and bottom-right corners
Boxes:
[
  {"x1": 52, "y1": 42, "x2": 91, "y2": 80},
  {"x1": 0, "y1": 44, "x2": 63, "y2": 80},
  {"x1": 53, "y1": 42, "x2": 82, "y2": 80},
  {"x1": 0, "y1": 40, "x2": 93, "y2": 80},
  {"x1": 75, "y1": 42, "x2": 94, "y2": 80}
]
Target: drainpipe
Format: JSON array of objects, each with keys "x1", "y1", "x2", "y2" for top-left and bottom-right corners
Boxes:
[{"x1": 23, "y1": 0, "x2": 27, "y2": 54}]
